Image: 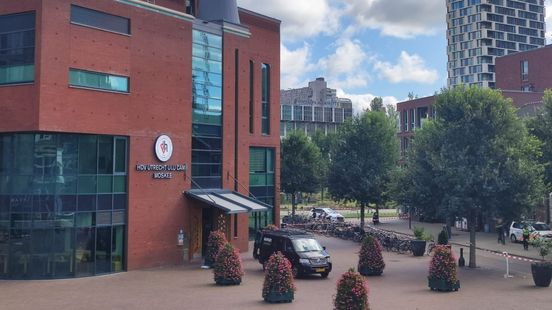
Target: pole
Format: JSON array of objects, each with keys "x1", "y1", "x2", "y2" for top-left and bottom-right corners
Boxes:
[{"x1": 503, "y1": 252, "x2": 513, "y2": 278}]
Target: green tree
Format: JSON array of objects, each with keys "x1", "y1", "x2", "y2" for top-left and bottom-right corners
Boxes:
[
  {"x1": 394, "y1": 87, "x2": 543, "y2": 268},
  {"x1": 281, "y1": 131, "x2": 323, "y2": 217},
  {"x1": 311, "y1": 130, "x2": 337, "y2": 201},
  {"x1": 329, "y1": 110, "x2": 398, "y2": 228},
  {"x1": 527, "y1": 90, "x2": 552, "y2": 192},
  {"x1": 370, "y1": 97, "x2": 384, "y2": 112}
]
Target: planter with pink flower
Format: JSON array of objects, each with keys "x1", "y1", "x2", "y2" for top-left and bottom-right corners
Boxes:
[
  {"x1": 262, "y1": 251, "x2": 296, "y2": 303},
  {"x1": 334, "y1": 268, "x2": 370, "y2": 310},
  {"x1": 428, "y1": 245, "x2": 460, "y2": 292},
  {"x1": 213, "y1": 243, "x2": 243, "y2": 285},
  {"x1": 205, "y1": 230, "x2": 227, "y2": 268},
  {"x1": 358, "y1": 235, "x2": 385, "y2": 276}
]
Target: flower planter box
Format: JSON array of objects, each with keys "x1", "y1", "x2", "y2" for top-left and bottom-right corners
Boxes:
[
  {"x1": 531, "y1": 263, "x2": 552, "y2": 287},
  {"x1": 358, "y1": 265, "x2": 383, "y2": 276},
  {"x1": 411, "y1": 240, "x2": 426, "y2": 256},
  {"x1": 215, "y1": 277, "x2": 241, "y2": 286},
  {"x1": 264, "y1": 290, "x2": 294, "y2": 303},
  {"x1": 428, "y1": 277, "x2": 460, "y2": 292}
]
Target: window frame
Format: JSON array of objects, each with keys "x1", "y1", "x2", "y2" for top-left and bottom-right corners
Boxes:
[
  {"x1": 69, "y1": 68, "x2": 130, "y2": 94},
  {"x1": 70, "y1": 5, "x2": 131, "y2": 36}
]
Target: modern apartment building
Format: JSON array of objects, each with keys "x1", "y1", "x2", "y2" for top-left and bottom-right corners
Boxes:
[
  {"x1": 280, "y1": 78, "x2": 353, "y2": 137},
  {"x1": 0, "y1": 0, "x2": 280, "y2": 279},
  {"x1": 447, "y1": 0, "x2": 546, "y2": 88}
]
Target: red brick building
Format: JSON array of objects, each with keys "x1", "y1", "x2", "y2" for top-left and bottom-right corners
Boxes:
[
  {"x1": 0, "y1": 0, "x2": 280, "y2": 279},
  {"x1": 496, "y1": 45, "x2": 552, "y2": 93}
]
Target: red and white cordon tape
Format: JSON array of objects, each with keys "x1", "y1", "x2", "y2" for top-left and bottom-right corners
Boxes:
[{"x1": 464, "y1": 244, "x2": 539, "y2": 263}]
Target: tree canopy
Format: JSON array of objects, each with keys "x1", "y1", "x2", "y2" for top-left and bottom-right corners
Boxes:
[
  {"x1": 329, "y1": 110, "x2": 398, "y2": 228},
  {"x1": 394, "y1": 87, "x2": 544, "y2": 268},
  {"x1": 280, "y1": 131, "x2": 323, "y2": 215},
  {"x1": 370, "y1": 97, "x2": 384, "y2": 112},
  {"x1": 527, "y1": 90, "x2": 552, "y2": 193}
]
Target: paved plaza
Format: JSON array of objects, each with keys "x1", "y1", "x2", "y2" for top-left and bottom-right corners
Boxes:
[{"x1": 1, "y1": 230, "x2": 551, "y2": 310}]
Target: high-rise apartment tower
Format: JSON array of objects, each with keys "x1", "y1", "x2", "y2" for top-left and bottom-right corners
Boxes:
[{"x1": 447, "y1": 0, "x2": 546, "y2": 88}]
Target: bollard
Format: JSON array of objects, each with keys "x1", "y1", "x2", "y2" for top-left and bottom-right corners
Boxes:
[
  {"x1": 458, "y1": 248, "x2": 465, "y2": 267},
  {"x1": 503, "y1": 251, "x2": 513, "y2": 278}
]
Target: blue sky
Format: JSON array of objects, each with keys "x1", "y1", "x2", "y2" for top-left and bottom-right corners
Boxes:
[{"x1": 237, "y1": 0, "x2": 552, "y2": 113}]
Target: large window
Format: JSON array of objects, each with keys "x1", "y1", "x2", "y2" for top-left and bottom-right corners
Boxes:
[
  {"x1": 261, "y1": 64, "x2": 270, "y2": 135},
  {"x1": 191, "y1": 29, "x2": 223, "y2": 188},
  {"x1": 521, "y1": 60, "x2": 528, "y2": 81},
  {"x1": 69, "y1": 69, "x2": 129, "y2": 93},
  {"x1": 0, "y1": 12, "x2": 35, "y2": 85},
  {"x1": 248, "y1": 148, "x2": 274, "y2": 237},
  {"x1": 0, "y1": 133, "x2": 128, "y2": 279},
  {"x1": 70, "y1": 5, "x2": 130, "y2": 35}
]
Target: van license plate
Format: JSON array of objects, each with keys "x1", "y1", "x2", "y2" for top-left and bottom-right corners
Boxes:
[{"x1": 316, "y1": 268, "x2": 325, "y2": 272}]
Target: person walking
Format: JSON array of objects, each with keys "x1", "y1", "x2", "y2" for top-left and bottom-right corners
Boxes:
[
  {"x1": 522, "y1": 226, "x2": 530, "y2": 250},
  {"x1": 496, "y1": 223, "x2": 505, "y2": 245}
]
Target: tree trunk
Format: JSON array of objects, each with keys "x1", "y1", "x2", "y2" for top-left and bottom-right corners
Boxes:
[
  {"x1": 408, "y1": 207, "x2": 412, "y2": 230},
  {"x1": 360, "y1": 203, "x2": 365, "y2": 230},
  {"x1": 291, "y1": 193, "x2": 296, "y2": 219},
  {"x1": 468, "y1": 212, "x2": 477, "y2": 268}
]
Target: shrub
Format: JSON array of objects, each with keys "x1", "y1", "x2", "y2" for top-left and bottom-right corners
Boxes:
[
  {"x1": 213, "y1": 243, "x2": 243, "y2": 283},
  {"x1": 334, "y1": 268, "x2": 369, "y2": 310},
  {"x1": 206, "y1": 230, "x2": 227, "y2": 266},
  {"x1": 428, "y1": 245, "x2": 457, "y2": 285},
  {"x1": 358, "y1": 235, "x2": 385, "y2": 274},
  {"x1": 413, "y1": 226, "x2": 433, "y2": 242},
  {"x1": 437, "y1": 229, "x2": 448, "y2": 245},
  {"x1": 262, "y1": 252, "x2": 296, "y2": 298}
]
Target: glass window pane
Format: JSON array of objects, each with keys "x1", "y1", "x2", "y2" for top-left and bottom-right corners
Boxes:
[
  {"x1": 97, "y1": 176, "x2": 112, "y2": 193},
  {"x1": 77, "y1": 195, "x2": 96, "y2": 211},
  {"x1": 112, "y1": 211, "x2": 125, "y2": 224},
  {"x1": 112, "y1": 226, "x2": 124, "y2": 272},
  {"x1": 113, "y1": 176, "x2": 126, "y2": 193},
  {"x1": 53, "y1": 228, "x2": 74, "y2": 277},
  {"x1": 59, "y1": 195, "x2": 77, "y2": 212},
  {"x1": 78, "y1": 176, "x2": 97, "y2": 194},
  {"x1": 76, "y1": 212, "x2": 94, "y2": 227},
  {"x1": 96, "y1": 212, "x2": 111, "y2": 226},
  {"x1": 75, "y1": 227, "x2": 95, "y2": 276},
  {"x1": 97, "y1": 194, "x2": 112, "y2": 210},
  {"x1": 78, "y1": 136, "x2": 97, "y2": 174},
  {"x1": 114, "y1": 138, "x2": 127, "y2": 173},
  {"x1": 95, "y1": 226, "x2": 111, "y2": 273},
  {"x1": 69, "y1": 69, "x2": 129, "y2": 93},
  {"x1": 112, "y1": 194, "x2": 126, "y2": 211},
  {"x1": 98, "y1": 136, "x2": 113, "y2": 174},
  {"x1": 71, "y1": 5, "x2": 130, "y2": 34}
]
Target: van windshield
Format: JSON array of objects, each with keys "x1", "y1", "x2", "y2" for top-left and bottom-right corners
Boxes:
[{"x1": 292, "y1": 238, "x2": 323, "y2": 252}]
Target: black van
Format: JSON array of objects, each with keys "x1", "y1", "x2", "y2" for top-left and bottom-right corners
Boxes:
[{"x1": 253, "y1": 229, "x2": 332, "y2": 278}]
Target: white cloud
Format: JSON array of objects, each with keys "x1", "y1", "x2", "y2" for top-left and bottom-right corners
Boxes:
[
  {"x1": 336, "y1": 89, "x2": 398, "y2": 115},
  {"x1": 373, "y1": 51, "x2": 439, "y2": 84},
  {"x1": 237, "y1": 0, "x2": 342, "y2": 41},
  {"x1": 280, "y1": 43, "x2": 315, "y2": 89},
  {"x1": 317, "y1": 39, "x2": 370, "y2": 90},
  {"x1": 344, "y1": 0, "x2": 445, "y2": 39}
]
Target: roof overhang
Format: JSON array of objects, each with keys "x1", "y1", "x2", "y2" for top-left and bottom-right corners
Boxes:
[{"x1": 185, "y1": 189, "x2": 271, "y2": 214}]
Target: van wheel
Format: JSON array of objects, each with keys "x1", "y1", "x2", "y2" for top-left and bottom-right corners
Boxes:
[
  {"x1": 321, "y1": 272, "x2": 329, "y2": 279},
  {"x1": 510, "y1": 234, "x2": 517, "y2": 243},
  {"x1": 292, "y1": 266, "x2": 301, "y2": 278}
]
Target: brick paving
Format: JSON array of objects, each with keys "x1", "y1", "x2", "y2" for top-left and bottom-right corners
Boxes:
[{"x1": 0, "y1": 235, "x2": 550, "y2": 310}]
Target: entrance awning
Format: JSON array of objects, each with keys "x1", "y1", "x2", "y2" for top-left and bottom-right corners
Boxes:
[{"x1": 185, "y1": 189, "x2": 271, "y2": 214}]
